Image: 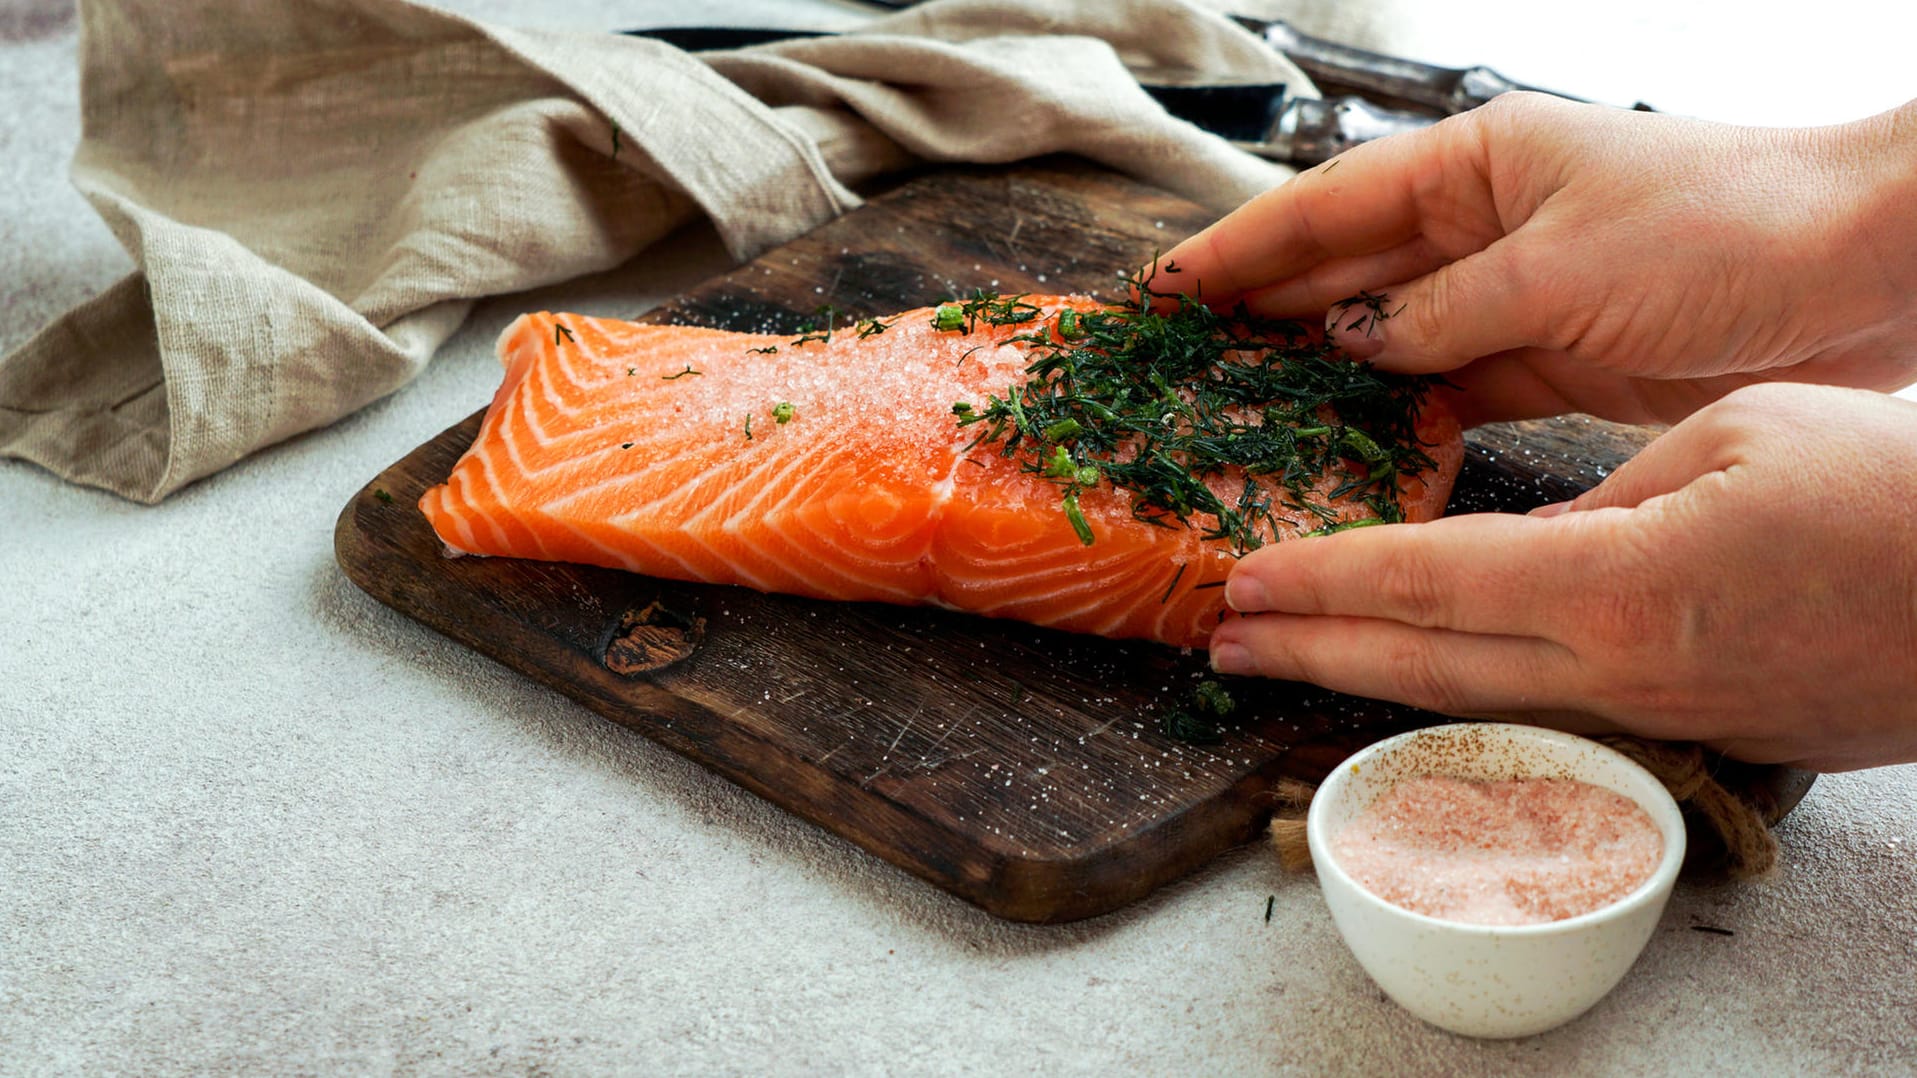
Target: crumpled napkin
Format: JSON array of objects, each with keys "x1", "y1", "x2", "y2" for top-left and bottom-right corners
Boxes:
[{"x1": 0, "y1": 0, "x2": 1302, "y2": 503}]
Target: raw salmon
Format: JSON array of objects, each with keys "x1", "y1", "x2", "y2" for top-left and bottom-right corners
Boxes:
[{"x1": 418, "y1": 296, "x2": 1462, "y2": 648}]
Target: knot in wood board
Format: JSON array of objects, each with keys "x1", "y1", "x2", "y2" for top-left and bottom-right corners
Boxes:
[{"x1": 603, "y1": 599, "x2": 706, "y2": 675}]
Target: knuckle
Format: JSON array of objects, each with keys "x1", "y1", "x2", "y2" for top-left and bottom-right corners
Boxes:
[
  {"x1": 1374, "y1": 544, "x2": 1446, "y2": 626},
  {"x1": 1609, "y1": 679, "x2": 1694, "y2": 719},
  {"x1": 1385, "y1": 639, "x2": 1467, "y2": 714},
  {"x1": 1402, "y1": 277, "x2": 1450, "y2": 349},
  {"x1": 1474, "y1": 90, "x2": 1573, "y2": 134},
  {"x1": 1581, "y1": 565, "x2": 1679, "y2": 660}
]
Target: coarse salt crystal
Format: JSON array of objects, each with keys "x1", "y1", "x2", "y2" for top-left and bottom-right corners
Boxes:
[{"x1": 1330, "y1": 775, "x2": 1663, "y2": 926}]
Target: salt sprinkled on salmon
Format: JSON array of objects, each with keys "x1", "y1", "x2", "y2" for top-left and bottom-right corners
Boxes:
[{"x1": 417, "y1": 297, "x2": 1463, "y2": 648}]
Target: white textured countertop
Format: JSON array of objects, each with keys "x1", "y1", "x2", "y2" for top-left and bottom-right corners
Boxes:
[{"x1": 5, "y1": 1, "x2": 1914, "y2": 1073}]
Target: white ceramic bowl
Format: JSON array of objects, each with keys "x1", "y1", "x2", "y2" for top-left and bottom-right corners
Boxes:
[{"x1": 1307, "y1": 722, "x2": 1686, "y2": 1039}]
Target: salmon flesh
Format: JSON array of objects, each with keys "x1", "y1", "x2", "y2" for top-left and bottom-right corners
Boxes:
[{"x1": 419, "y1": 296, "x2": 1463, "y2": 648}]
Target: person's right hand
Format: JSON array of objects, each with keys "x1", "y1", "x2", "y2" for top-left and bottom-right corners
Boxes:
[
  {"x1": 1209, "y1": 382, "x2": 1917, "y2": 772},
  {"x1": 1156, "y1": 93, "x2": 1917, "y2": 427}
]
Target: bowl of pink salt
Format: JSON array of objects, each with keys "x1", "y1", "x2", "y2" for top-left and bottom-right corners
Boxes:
[{"x1": 1307, "y1": 722, "x2": 1685, "y2": 1039}]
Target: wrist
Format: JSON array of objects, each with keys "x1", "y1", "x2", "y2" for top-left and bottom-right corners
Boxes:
[{"x1": 1798, "y1": 100, "x2": 1917, "y2": 386}]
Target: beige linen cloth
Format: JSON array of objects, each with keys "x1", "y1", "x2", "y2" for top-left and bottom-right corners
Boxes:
[{"x1": 1, "y1": 0, "x2": 1303, "y2": 503}]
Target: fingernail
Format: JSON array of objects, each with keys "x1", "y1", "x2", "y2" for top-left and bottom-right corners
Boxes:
[
  {"x1": 1326, "y1": 294, "x2": 1390, "y2": 358},
  {"x1": 1225, "y1": 576, "x2": 1270, "y2": 612},
  {"x1": 1528, "y1": 500, "x2": 1571, "y2": 518},
  {"x1": 1210, "y1": 641, "x2": 1253, "y2": 675}
]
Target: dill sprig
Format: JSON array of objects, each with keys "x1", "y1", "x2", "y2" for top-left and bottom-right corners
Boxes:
[
  {"x1": 948, "y1": 273, "x2": 1437, "y2": 554},
  {"x1": 790, "y1": 304, "x2": 841, "y2": 348},
  {"x1": 933, "y1": 290, "x2": 1045, "y2": 334},
  {"x1": 856, "y1": 316, "x2": 898, "y2": 339}
]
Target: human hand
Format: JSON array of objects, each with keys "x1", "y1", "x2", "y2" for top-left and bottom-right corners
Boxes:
[
  {"x1": 1156, "y1": 93, "x2": 1917, "y2": 427},
  {"x1": 1208, "y1": 382, "x2": 1917, "y2": 772}
]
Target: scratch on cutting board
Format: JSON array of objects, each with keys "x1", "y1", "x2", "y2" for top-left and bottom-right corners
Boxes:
[
  {"x1": 814, "y1": 734, "x2": 858, "y2": 767},
  {"x1": 919, "y1": 710, "x2": 967, "y2": 754},
  {"x1": 904, "y1": 706, "x2": 975, "y2": 770},
  {"x1": 861, "y1": 703, "x2": 926, "y2": 787},
  {"x1": 882, "y1": 702, "x2": 924, "y2": 757},
  {"x1": 996, "y1": 211, "x2": 1027, "y2": 267},
  {"x1": 912, "y1": 745, "x2": 986, "y2": 772}
]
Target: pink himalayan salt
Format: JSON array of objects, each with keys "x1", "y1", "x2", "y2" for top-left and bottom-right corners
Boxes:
[{"x1": 1330, "y1": 775, "x2": 1664, "y2": 926}]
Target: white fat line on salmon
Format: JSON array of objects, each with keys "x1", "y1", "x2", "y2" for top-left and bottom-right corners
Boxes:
[
  {"x1": 480, "y1": 414, "x2": 557, "y2": 560},
  {"x1": 696, "y1": 450, "x2": 927, "y2": 601},
  {"x1": 548, "y1": 513, "x2": 661, "y2": 575}
]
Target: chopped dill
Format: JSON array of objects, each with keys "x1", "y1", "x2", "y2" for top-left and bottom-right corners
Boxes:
[
  {"x1": 1159, "y1": 564, "x2": 1186, "y2": 605},
  {"x1": 856, "y1": 316, "x2": 898, "y2": 339},
  {"x1": 611, "y1": 121, "x2": 621, "y2": 159},
  {"x1": 1333, "y1": 289, "x2": 1405, "y2": 337},
  {"x1": 772, "y1": 401, "x2": 795, "y2": 424},
  {"x1": 743, "y1": 413, "x2": 753, "y2": 441},
  {"x1": 790, "y1": 304, "x2": 841, "y2": 347},
  {"x1": 626, "y1": 367, "x2": 636, "y2": 376},
  {"x1": 1160, "y1": 679, "x2": 1236, "y2": 743},
  {"x1": 948, "y1": 272, "x2": 1437, "y2": 554},
  {"x1": 662, "y1": 365, "x2": 701, "y2": 380},
  {"x1": 621, "y1": 442, "x2": 633, "y2": 449},
  {"x1": 372, "y1": 488, "x2": 394, "y2": 504},
  {"x1": 747, "y1": 345, "x2": 779, "y2": 355},
  {"x1": 1302, "y1": 517, "x2": 1389, "y2": 538},
  {"x1": 554, "y1": 323, "x2": 576, "y2": 345},
  {"x1": 932, "y1": 290, "x2": 1044, "y2": 334}
]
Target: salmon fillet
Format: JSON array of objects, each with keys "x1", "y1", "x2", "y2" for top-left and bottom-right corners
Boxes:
[{"x1": 419, "y1": 295, "x2": 1462, "y2": 648}]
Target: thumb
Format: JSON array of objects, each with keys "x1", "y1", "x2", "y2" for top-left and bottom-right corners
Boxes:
[
  {"x1": 1533, "y1": 406, "x2": 1744, "y2": 516},
  {"x1": 1326, "y1": 236, "x2": 1554, "y2": 374}
]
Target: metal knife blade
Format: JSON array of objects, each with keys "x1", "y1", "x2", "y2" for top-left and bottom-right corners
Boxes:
[{"x1": 623, "y1": 27, "x2": 1443, "y2": 166}]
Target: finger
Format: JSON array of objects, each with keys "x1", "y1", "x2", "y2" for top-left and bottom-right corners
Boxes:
[
  {"x1": 1151, "y1": 115, "x2": 1494, "y2": 303},
  {"x1": 1225, "y1": 513, "x2": 1589, "y2": 637},
  {"x1": 1322, "y1": 234, "x2": 1563, "y2": 372},
  {"x1": 1560, "y1": 400, "x2": 1749, "y2": 512},
  {"x1": 1208, "y1": 612, "x2": 1582, "y2": 716},
  {"x1": 1234, "y1": 236, "x2": 1449, "y2": 319}
]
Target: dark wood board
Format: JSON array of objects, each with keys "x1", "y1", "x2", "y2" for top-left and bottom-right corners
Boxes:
[{"x1": 336, "y1": 160, "x2": 1810, "y2": 923}]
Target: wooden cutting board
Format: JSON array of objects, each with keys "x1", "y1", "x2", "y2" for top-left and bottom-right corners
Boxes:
[{"x1": 335, "y1": 160, "x2": 1810, "y2": 923}]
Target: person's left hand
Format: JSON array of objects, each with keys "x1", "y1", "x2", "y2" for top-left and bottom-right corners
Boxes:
[{"x1": 1207, "y1": 381, "x2": 1917, "y2": 772}]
